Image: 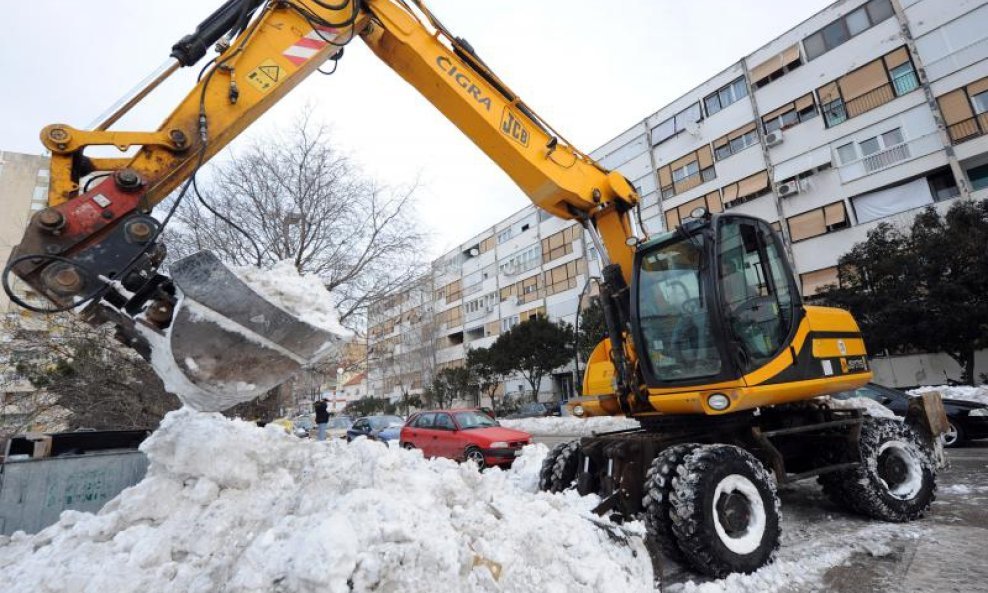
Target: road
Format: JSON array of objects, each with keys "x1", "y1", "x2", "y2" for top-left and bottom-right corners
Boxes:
[{"x1": 531, "y1": 435, "x2": 988, "y2": 592}]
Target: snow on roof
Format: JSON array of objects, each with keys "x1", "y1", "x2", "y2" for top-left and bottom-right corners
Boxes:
[{"x1": 0, "y1": 409, "x2": 652, "y2": 592}]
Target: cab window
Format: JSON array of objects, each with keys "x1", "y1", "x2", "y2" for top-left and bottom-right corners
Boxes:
[
  {"x1": 637, "y1": 235, "x2": 723, "y2": 381},
  {"x1": 717, "y1": 218, "x2": 795, "y2": 369}
]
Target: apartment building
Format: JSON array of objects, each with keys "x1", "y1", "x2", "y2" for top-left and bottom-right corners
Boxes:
[
  {"x1": 370, "y1": 0, "x2": 988, "y2": 399},
  {"x1": 367, "y1": 208, "x2": 598, "y2": 404},
  {"x1": 1, "y1": 151, "x2": 58, "y2": 433}
]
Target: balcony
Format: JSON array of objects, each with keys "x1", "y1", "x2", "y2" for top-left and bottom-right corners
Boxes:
[
  {"x1": 825, "y1": 73, "x2": 920, "y2": 127},
  {"x1": 946, "y1": 113, "x2": 988, "y2": 145},
  {"x1": 838, "y1": 132, "x2": 941, "y2": 183}
]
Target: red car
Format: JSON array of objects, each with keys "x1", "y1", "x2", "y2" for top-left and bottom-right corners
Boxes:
[{"x1": 400, "y1": 409, "x2": 532, "y2": 468}]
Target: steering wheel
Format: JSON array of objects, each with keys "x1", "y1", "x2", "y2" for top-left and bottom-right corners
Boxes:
[{"x1": 681, "y1": 296, "x2": 701, "y2": 315}]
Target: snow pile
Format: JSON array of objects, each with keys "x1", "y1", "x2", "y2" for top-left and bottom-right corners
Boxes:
[
  {"x1": 909, "y1": 385, "x2": 988, "y2": 406},
  {"x1": 235, "y1": 259, "x2": 352, "y2": 337},
  {"x1": 822, "y1": 396, "x2": 898, "y2": 419},
  {"x1": 0, "y1": 409, "x2": 652, "y2": 593},
  {"x1": 500, "y1": 416, "x2": 640, "y2": 436}
]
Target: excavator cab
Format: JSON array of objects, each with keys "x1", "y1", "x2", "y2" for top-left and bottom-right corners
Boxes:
[{"x1": 632, "y1": 212, "x2": 801, "y2": 389}]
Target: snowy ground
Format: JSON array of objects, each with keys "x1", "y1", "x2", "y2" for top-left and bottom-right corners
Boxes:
[
  {"x1": 0, "y1": 410, "x2": 652, "y2": 593},
  {"x1": 909, "y1": 384, "x2": 988, "y2": 406}
]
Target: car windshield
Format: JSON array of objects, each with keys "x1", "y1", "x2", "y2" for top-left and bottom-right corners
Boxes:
[
  {"x1": 328, "y1": 417, "x2": 351, "y2": 429},
  {"x1": 369, "y1": 416, "x2": 403, "y2": 430},
  {"x1": 454, "y1": 411, "x2": 498, "y2": 429},
  {"x1": 637, "y1": 234, "x2": 722, "y2": 381}
]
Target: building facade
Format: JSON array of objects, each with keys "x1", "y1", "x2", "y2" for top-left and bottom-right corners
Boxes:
[{"x1": 372, "y1": 0, "x2": 988, "y2": 399}]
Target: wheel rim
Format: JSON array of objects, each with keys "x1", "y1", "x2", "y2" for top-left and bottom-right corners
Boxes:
[
  {"x1": 466, "y1": 449, "x2": 485, "y2": 467},
  {"x1": 876, "y1": 440, "x2": 923, "y2": 500},
  {"x1": 943, "y1": 423, "x2": 959, "y2": 446},
  {"x1": 712, "y1": 474, "x2": 766, "y2": 555}
]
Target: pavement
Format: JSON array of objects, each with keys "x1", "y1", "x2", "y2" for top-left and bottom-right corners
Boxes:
[{"x1": 531, "y1": 435, "x2": 988, "y2": 592}]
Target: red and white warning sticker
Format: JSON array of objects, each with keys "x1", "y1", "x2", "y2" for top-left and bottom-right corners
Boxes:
[{"x1": 282, "y1": 27, "x2": 340, "y2": 66}]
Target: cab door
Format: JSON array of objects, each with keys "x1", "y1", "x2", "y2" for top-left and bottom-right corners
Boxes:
[{"x1": 715, "y1": 215, "x2": 800, "y2": 375}]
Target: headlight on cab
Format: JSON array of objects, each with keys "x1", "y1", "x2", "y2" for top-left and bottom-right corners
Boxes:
[
  {"x1": 707, "y1": 393, "x2": 731, "y2": 411},
  {"x1": 572, "y1": 404, "x2": 585, "y2": 417}
]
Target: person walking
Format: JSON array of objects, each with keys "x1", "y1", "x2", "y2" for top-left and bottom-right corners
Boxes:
[{"x1": 314, "y1": 397, "x2": 330, "y2": 441}]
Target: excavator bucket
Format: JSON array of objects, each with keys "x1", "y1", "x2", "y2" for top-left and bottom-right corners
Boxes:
[{"x1": 154, "y1": 252, "x2": 344, "y2": 412}]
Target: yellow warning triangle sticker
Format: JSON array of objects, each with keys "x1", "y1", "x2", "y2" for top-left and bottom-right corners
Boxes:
[{"x1": 259, "y1": 64, "x2": 281, "y2": 82}]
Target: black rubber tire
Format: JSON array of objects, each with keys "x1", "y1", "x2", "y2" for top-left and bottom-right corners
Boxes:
[
  {"x1": 464, "y1": 446, "x2": 486, "y2": 469},
  {"x1": 538, "y1": 442, "x2": 567, "y2": 492},
  {"x1": 943, "y1": 420, "x2": 965, "y2": 448},
  {"x1": 837, "y1": 417, "x2": 937, "y2": 522},
  {"x1": 642, "y1": 443, "x2": 702, "y2": 561},
  {"x1": 669, "y1": 445, "x2": 781, "y2": 578},
  {"x1": 401, "y1": 442, "x2": 415, "y2": 450},
  {"x1": 546, "y1": 440, "x2": 580, "y2": 493}
]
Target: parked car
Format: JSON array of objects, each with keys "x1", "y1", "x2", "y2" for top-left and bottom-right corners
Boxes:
[
  {"x1": 324, "y1": 416, "x2": 353, "y2": 440},
  {"x1": 833, "y1": 383, "x2": 988, "y2": 447},
  {"x1": 346, "y1": 415, "x2": 404, "y2": 442},
  {"x1": 400, "y1": 409, "x2": 532, "y2": 468},
  {"x1": 505, "y1": 402, "x2": 560, "y2": 419},
  {"x1": 292, "y1": 416, "x2": 315, "y2": 438}
]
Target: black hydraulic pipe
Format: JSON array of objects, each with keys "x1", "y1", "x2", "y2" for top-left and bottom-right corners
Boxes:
[{"x1": 171, "y1": 0, "x2": 265, "y2": 66}]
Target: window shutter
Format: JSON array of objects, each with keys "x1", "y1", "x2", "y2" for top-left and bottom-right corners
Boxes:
[
  {"x1": 658, "y1": 166, "x2": 673, "y2": 188},
  {"x1": 794, "y1": 93, "x2": 815, "y2": 112},
  {"x1": 938, "y1": 90, "x2": 974, "y2": 125},
  {"x1": 823, "y1": 201, "x2": 847, "y2": 226},
  {"x1": 817, "y1": 81, "x2": 841, "y2": 104},
  {"x1": 714, "y1": 135, "x2": 729, "y2": 149},
  {"x1": 967, "y1": 77, "x2": 988, "y2": 97},
  {"x1": 781, "y1": 44, "x2": 801, "y2": 68},
  {"x1": 670, "y1": 153, "x2": 697, "y2": 171},
  {"x1": 762, "y1": 103, "x2": 793, "y2": 123},
  {"x1": 728, "y1": 122, "x2": 757, "y2": 140},
  {"x1": 737, "y1": 171, "x2": 769, "y2": 198},
  {"x1": 839, "y1": 60, "x2": 887, "y2": 100},
  {"x1": 883, "y1": 47, "x2": 910, "y2": 70},
  {"x1": 751, "y1": 56, "x2": 781, "y2": 84},
  {"x1": 788, "y1": 209, "x2": 826, "y2": 241},
  {"x1": 705, "y1": 190, "x2": 723, "y2": 212},
  {"x1": 697, "y1": 145, "x2": 714, "y2": 169},
  {"x1": 722, "y1": 182, "x2": 739, "y2": 204},
  {"x1": 800, "y1": 267, "x2": 839, "y2": 295},
  {"x1": 665, "y1": 209, "x2": 680, "y2": 230},
  {"x1": 678, "y1": 196, "x2": 706, "y2": 219}
]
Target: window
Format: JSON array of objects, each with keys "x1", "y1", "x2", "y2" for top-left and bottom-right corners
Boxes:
[
  {"x1": 972, "y1": 91, "x2": 988, "y2": 114},
  {"x1": 637, "y1": 235, "x2": 722, "y2": 381},
  {"x1": 413, "y1": 413, "x2": 436, "y2": 428},
  {"x1": 499, "y1": 244, "x2": 541, "y2": 276},
  {"x1": 836, "y1": 143, "x2": 857, "y2": 164},
  {"x1": 721, "y1": 171, "x2": 770, "y2": 209},
  {"x1": 937, "y1": 77, "x2": 988, "y2": 143},
  {"x1": 927, "y1": 170, "x2": 959, "y2": 201},
  {"x1": 672, "y1": 161, "x2": 700, "y2": 183},
  {"x1": 761, "y1": 94, "x2": 817, "y2": 134},
  {"x1": 651, "y1": 102, "x2": 703, "y2": 146},
  {"x1": 541, "y1": 225, "x2": 581, "y2": 264},
  {"x1": 657, "y1": 146, "x2": 716, "y2": 197},
  {"x1": 544, "y1": 259, "x2": 587, "y2": 296},
  {"x1": 434, "y1": 413, "x2": 455, "y2": 430},
  {"x1": 787, "y1": 201, "x2": 849, "y2": 242},
  {"x1": 817, "y1": 47, "x2": 916, "y2": 127},
  {"x1": 750, "y1": 45, "x2": 802, "y2": 89},
  {"x1": 800, "y1": 267, "x2": 839, "y2": 297},
  {"x1": 718, "y1": 218, "x2": 795, "y2": 369},
  {"x1": 968, "y1": 163, "x2": 988, "y2": 191},
  {"x1": 497, "y1": 228, "x2": 513, "y2": 244},
  {"x1": 704, "y1": 77, "x2": 747, "y2": 116},
  {"x1": 845, "y1": 7, "x2": 870, "y2": 36},
  {"x1": 663, "y1": 191, "x2": 722, "y2": 230},
  {"x1": 804, "y1": 0, "x2": 894, "y2": 61},
  {"x1": 714, "y1": 123, "x2": 758, "y2": 161}
]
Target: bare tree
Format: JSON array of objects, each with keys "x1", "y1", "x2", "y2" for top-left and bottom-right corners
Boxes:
[
  {"x1": 1, "y1": 314, "x2": 180, "y2": 432},
  {"x1": 165, "y1": 108, "x2": 428, "y2": 326}
]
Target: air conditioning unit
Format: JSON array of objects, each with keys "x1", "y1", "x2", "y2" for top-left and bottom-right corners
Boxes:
[
  {"x1": 776, "y1": 180, "x2": 800, "y2": 198},
  {"x1": 765, "y1": 130, "x2": 784, "y2": 147}
]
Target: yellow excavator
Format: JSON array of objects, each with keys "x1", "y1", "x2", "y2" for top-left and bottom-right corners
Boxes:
[{"x1": 4, "y1": 0, "x2": 945, "y2": 577}]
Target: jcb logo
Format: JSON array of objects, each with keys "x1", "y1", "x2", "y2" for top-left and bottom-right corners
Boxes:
[{"x1": 500, "y1": 109, "x2": 530, "y2": 147}]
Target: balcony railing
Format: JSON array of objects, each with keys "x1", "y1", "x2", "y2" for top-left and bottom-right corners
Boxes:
[
  {"x1": 946, "y1": 113, "x2": 988, "y2": 145},
  {"x1": 838, "y1": 132, "x2": 941, "y2": 183},
  {"x1": 846, "y1": 84, "x2": 896, "y2": 118}
]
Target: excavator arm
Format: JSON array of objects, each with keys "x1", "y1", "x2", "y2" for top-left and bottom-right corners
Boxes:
[{"x1": 6, "y1": 0, "x2": 642, "y2": 410}]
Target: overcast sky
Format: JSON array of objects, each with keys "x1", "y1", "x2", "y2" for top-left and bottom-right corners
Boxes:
[{"x1": 0, "y1": 0, "x2": 832, "y2": 257}]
